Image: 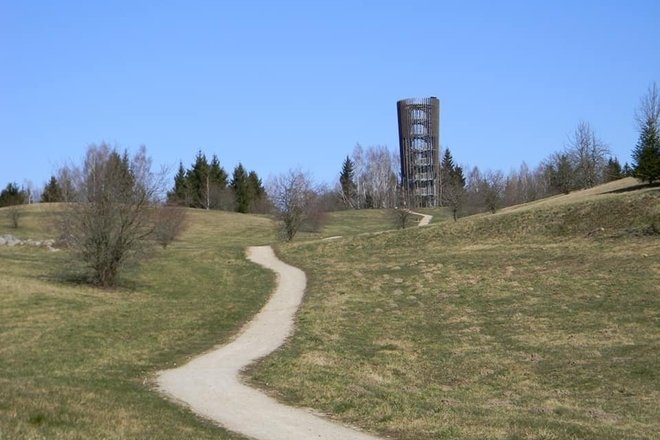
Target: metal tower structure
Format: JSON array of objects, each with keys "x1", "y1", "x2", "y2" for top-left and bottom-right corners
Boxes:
[{"x1": 397, "y1": 97, "x2": 440, "y2": 208}]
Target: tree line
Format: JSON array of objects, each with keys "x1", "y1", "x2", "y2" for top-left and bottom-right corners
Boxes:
[
  {"x1": 166, "y1": 151, "x2": 266, "y2": 213},
  {"x1": 335, "y1": 83, "x2": 659, "y2": 220},
  {"x1": 1, "y1": 83, "x2": 658, "y2": 283}
]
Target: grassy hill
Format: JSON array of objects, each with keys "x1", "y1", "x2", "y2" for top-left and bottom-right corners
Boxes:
[
  {"x1": 1, "y1": 180, "x2": 657, "y2": 439},
  {"x1": 0, "y1": 205, "x2": 276, "y2": 439},
  {"x1": 248, "y1": 179, "x2": 659, "y2": 440}
]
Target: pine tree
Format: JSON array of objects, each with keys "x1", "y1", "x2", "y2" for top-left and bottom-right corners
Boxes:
[
  {"x1": 440, "y1": 148, "x2": 466, "y2": 218},
  {"x1": 622, "y1": 162, "x2": 634, "y2": 177},
  {"x1": 230, "y1": 163, "x2": 250, "y2": 213},
  {"x1": 247, "y1": 170, "x2": 265, "y2": 212},
  {"x1": 549, "y1": 154, "x2": 574, "y2": 194},
  {"x1": 633, "y1": 121, "x2": 660, "y2": 183},
  {"x1": 339, "y1": 156, "x2": 356, "y2": 208},
  {"x1": 41, "y1": 176, "x2": 63, "y2": 203},
  {"x1": 0, "y1": 182, "x2": 27, "y2": 207},
  {"x1": 187, "y1": 151, "x2": 210, "y2": 209},
  {"x1": 209, "y1": 154, "x2": 228, "y2": 188},
  {"x1": 604, "y1": 157, "x2": 623, "y2": 182},
  {"x1": 441, "y1": 149, "x2": 455, "y2": 177},
  {"x1": 167, "y1": 162, "x2": 189, "y2": 205},
  {"x1": 633, "y1": 82, "x2": 660, "y2": 184}
]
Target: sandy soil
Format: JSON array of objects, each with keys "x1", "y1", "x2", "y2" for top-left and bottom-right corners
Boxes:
[{"x1": 156, "y1": 245, "x2": 381, "y2": 440}]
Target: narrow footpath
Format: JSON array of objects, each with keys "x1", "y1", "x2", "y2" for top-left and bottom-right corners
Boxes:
[
  {"x1": 409, "y1": 210, "x2": 433, "y2": 226},
  {"x1": 157, "y1": 246, "x2": 381, "y2": 440}
]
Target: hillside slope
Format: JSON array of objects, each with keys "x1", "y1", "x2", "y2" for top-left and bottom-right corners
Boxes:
[
  {"x1": 0, "y1": 205, "x2": 275, "y2": 439},
  {"x1": 248, "y1": 182, "x2": 659, "y2": 440}
]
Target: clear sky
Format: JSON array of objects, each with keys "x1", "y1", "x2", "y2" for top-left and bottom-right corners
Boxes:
[{"x1": 2, "y1": 0, "x2": 659, "y2": 191}]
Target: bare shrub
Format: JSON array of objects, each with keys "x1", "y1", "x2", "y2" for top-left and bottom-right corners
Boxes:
[
  {"x1": 60, "y1": 144, "x2": 165, "y2": 287},
  {"x1": 268, "y1": 169, "x2": 317, "y2": 241},
  {"x1": 153, "y1": 206, "x2": 187, "y2": 248},
  {"x1": 8, "y1": 206, "x2": 20, "y2": 229},
  {"x1": 390, "y1": 208, "x2": 414, "y2": 229}
]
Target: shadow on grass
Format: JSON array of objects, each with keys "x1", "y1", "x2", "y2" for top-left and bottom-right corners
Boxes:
[{"x1": 604, "y1": 181, "x2": 660, "y2": 194}]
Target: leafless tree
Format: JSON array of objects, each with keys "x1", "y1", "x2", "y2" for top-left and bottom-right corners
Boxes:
[
  {"x1": 482, "y1": 170, "x2": 505, "y2": 213},
  {"x1": 268, "y1": 169, "x2": 317, "y2": 241},
  {"x1": 153, "y1": 206, "x2": 187, "y2": 248},
  {"x1": 351, "y1": 144, "x2": 366, "y2": 208},
  {"x1": 444, "y1": 178, "x2": 465, "y2": 221},
  {"x1": 60, "y1": 143, "x2": 167, "y2": 287},
  {"x1": 8, "y1": 206, "x2": 20, "y2": 228},
  {"x1": 351, "y1": 145, "x2": 399, "y2": 208},
  {"x1": 390, "y1": 208, "x2": 414, "y2": 229},
  {"x1": 566, "y1": 121, "x2": 609, "y2": 189},
  {"x1": 635, "y1": 82, "x2": 660, "y2": 130}
]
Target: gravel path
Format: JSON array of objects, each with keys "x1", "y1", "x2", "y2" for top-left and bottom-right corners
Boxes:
[
  {"x1": 156, "y1": 245, "x2": 381, "y2": 440},
  {"x1": 408, "y1": 210, "x2": 433, "y2": 226}
]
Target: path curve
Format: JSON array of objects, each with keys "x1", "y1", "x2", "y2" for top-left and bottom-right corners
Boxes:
[
  {"x1": 408, "y1": 210, "x2": 433, "y2": 226},
  {"x1": 156, "y1": 245, "x2": 381, "y2": 440}
]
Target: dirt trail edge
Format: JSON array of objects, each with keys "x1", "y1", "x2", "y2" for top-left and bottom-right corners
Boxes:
[{"x1": 156, "y1": 245, "x2": 381, "y2": 440}]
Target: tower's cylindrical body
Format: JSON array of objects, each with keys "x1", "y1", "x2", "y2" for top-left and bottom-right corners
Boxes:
[{"x1": 397, "y1": 97, "x2": 440, "y2": 208}]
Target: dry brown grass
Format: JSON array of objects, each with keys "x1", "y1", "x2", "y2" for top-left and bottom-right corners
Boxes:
[
  {"x1": 0, "y1": 205, "x2": 274, "y2": 439},
  {"x1": 248, "y1": 183, "x2": 660, "y2": 439}
]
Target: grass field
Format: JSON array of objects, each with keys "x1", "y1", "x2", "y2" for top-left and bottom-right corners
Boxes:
[
  {"x1": 0, "y1": 206, "x2": 276, "y2": 439},
  {"x1": 248, "y1": 183, "x2": 660, "y2": 439},
  {"x1": 1, "y1": 181, "x2": 658, "y2": 439},
  {"x1": 294, "y1": 206, "x2": 453, "y2": 241}
]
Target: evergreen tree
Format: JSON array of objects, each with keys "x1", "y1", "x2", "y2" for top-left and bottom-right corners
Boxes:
[
  {"x1": 633, "y1": 82, "x2": 660, "y2": 184},
  {"x1": 0, "y1": 182, "x2": 27, "y2": 207},
  {"x1": 186, "y1": 151, "x2": 211, "y2": 209},
  {"x1": 41, "y1": 176, "x2": 63, "y2": 203},
  {"x1": 440, "y1": 148, "x2": 466, "y2": 217},
  {"x1": 338, "y1": 156, "x2": 356, "y2": 208},
  {"x1": 441, "y1": 149, "x2": 455, "y2": 177},
  {"x1": 209, "y1": 154, "x2": 228, "y2": 188},
  {"x1": 247, "y1": 170, "x2": 265, "y2": 211},
  {"x1": 167, "y1": 162, "x2": 189, "y2": 205},
  {"x1": 633, "y1": 120, "x2": 660, "y2": 183},
  {"x1": 604, "y1": 157, "x2": 623, "y2": 182},
  {"x1": 622, "y1": 162, "x2": 634, "y2": 177},
  {"x1": 548, "y1": 153, "x2": 574, "y2": 194},
  {"x1": 230, "y1": 163, "x2": 250, "y2": 213}
]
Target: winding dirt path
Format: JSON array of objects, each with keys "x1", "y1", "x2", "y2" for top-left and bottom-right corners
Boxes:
[
  {"x1": 408, "y1": 210, "x2": 433, "y2": 226},
  {"x1": 156, "y1": 245, "x2": 381, "y2": 440}
]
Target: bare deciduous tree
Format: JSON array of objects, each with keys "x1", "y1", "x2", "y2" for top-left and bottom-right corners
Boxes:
[
  {"x1": 8, "y1": 206, "x2": 20, "y2": 229},
  {"x1": 60, "y1": 143, "x2": 167, "y2": 287},
  {"x1": 444, "y1": 179, "x2": 465, "y2": 221},
  {"x1": 153, "y1": 206, "x2": 187, "y2": 248},
  {"x1": 351, "y1": 144, "x2": 399, "y2": 209},
  {"x1": 390, "y1": 208, "x2": 414, "y2": 229},
  {"x1": 566, "y1": 121, "x2": 609, "y2": 189},
  {"x1": 268, "y1": 169, "x2": 317, "y2": 241},
  {"x1": 482, "y1": 170, "x2": 505, "y2": 213}
]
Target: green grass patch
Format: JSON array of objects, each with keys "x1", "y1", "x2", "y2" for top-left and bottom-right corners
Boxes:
[
  {"x1": 0, "y1": 206, "x2": 275, "y2": 439},
  {"x1": 248, "y1": 187, "x2": 660, "y2": 439}
]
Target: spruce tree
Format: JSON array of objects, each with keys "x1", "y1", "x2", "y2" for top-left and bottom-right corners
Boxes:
[
  {"x1": 0, "y1": 182, "x2": 27, "y2": 207},
  {"x1": 339, "y1": 156, "x2": 356, "y2": 208},
  {"x1": 187, "y1": 151, "x2": 210, "y2": 208},
  {"x1": 41, "y1": 176, "x2": 63, "y2": 203},
  {"x1": 169, "y1": 162, "x2": 189, "y2": 205},
  {"x1": 230, "y1": 163, "x2": 250, "y2": 213},
  {"x1": 604, "y1": 157, "x2": 623, "y2": 182},
  {"x1": 633, "y1": 82, "x2": 660, "y2": 184},
  {"x1": 209, "y1": 154, "x2": 228, "y2": 188},
  {"x1": 633, "y1": 121, "x2": 660, "y2": 183},
  {"x1": 247, "y1": 171, "x2": 265, "y2": 212}
]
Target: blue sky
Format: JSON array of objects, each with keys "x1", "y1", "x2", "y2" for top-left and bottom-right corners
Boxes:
[{"x1": 2, "y1": 0, "x2": 659, "y2": 190}]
